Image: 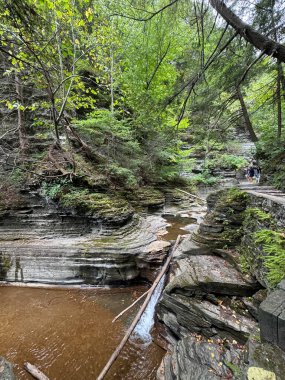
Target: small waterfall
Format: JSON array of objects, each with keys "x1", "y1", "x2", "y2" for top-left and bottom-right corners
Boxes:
[{"x1": 132, "y1": 275, "x2": 166, "y2": 345}]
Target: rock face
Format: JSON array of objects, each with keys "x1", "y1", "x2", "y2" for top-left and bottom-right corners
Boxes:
[
  {"x1": 165, "y1": 255, "x2": 258, "y2": 297},
  {"x1": 0, "y1": 190, "x2": 169, "y2": 285},
  {"x1": 158, "y1": 189, "x2": 259, "y2": 344},
  {"x1": 157, "y1": 187, "x2": 285, "y2": 380},
  {"x1": 157, "y1": 336, "x2": 245, "y2": 380},
  {"x1": 0, "y1": 357, "x2": 17, "y2": 380},
  {"x1": 245, "y1": 335, "x2": 285, "y2": 380},
  {"x1": 157, "y1": 188, "x2": 265, "y2": 379},
  {"x1": 192, "y1": 189, "x2": 248, "y2": 249}
]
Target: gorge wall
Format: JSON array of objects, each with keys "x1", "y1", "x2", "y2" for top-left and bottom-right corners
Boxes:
[
  {"x1": 0, "y1": 188, "x2": 173, "y2": 285},
  {"x1": 157, "y1": 187, "x2": 285, "y2": 380}
]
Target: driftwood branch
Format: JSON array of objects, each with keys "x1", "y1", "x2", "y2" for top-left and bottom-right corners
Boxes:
[
  {"x1": 112, "y1": 289, "x2": 150, "y2": 323},
  {"x1": 24, "y1": 362, "x2": 49, "y2": 380},
  {"x1": 97, "y1": 235, "x2": 181, "y2": 380},
  {"x1": 176, "y1": 188, "x2": 206, "y2": 203}
]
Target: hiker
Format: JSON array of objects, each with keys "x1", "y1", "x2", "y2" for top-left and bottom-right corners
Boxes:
[
  {"x1": 247, "y1": 165, "x2": 255, "y2": 182},
  {"x1": 253, "y1": 164, "x2": 261, "y2": 184}
]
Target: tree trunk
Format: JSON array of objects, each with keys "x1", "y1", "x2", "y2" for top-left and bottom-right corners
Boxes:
[
  {"x1": 277, "y1": 60, "x2": 282, "y2": 140},
  {"x1": 236, "y1": 86, "x2": 258, "y2": 143},
  {"x1": 209, "y1": 0, "x2": 285, "y2": 63},
  {"x1": 280, "y1": 64, "x2": 285, "y2": 102},
  {"x1": 15, "y1": 71, "x2": 29, "y2": 153},
  {"x1": 51, "y1": 97, "x2": 60, "y2": 143}
]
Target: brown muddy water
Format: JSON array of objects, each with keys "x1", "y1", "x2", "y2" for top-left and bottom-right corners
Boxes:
[
  {"x1": 0, "y1": 286, "x2": 165, "y2": 380},
  {"x1": 162, "y1": 215, "x2": 197, "y2": 240},
  {"x1": 0, "y1": 212, "x2": 202, "y2": 379}
]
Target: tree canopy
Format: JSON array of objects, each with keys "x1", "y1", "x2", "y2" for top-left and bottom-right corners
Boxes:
[{"x1": 0, "y1": 0, "x2": 284, "y2": 190}]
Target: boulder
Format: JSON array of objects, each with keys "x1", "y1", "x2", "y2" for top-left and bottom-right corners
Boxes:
[
  {"x1": 165, "y1": 255, "x2": 259, "y2": 297},
  {"x1": 247, "y1": 367, "x2": 276, "y2": 380}
]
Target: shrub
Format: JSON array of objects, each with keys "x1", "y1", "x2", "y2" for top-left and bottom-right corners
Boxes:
[
  {"x1": 106, "y1": 163, "x2": 138, "y2": 188},
  {"x1": 191, "y1": 171, "x2": 220, "y2": 186}
]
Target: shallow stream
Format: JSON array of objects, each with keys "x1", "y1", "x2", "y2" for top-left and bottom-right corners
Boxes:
[{"x1": 0, "y1": 207, "x2": 204, "y2": 379}]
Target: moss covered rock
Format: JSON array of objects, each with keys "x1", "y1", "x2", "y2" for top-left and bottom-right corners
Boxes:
[
  {"x1": 193, "y1": 188, "x2": 249, "y2": 249},
  {"x1": 61, "y1": 189, "x2": 133, "y2": 224},
  {"x1": 126, "y1": 186, "x2": 165, "y2": 208}
]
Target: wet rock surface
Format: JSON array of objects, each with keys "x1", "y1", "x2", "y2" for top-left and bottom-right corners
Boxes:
[
  {"x1": 0, "y1": 357, "x2": 17, "y2": 380},
  {"x1": 159, "y1": 292, "x2": 256, "y2": 343}
]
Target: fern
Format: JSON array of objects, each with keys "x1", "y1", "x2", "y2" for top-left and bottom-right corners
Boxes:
[{"x1": 254, "y1": 229, "x2": 285, "y2": 286}]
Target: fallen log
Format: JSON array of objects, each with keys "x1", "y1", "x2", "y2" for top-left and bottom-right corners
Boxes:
[
  {"x1": 176, "y1": 188, "x2": 206, "y2": 203},
  {"x1": 24, "y1": 362, "x2": 49, "y2": 380},
  {"x1": 97, "y1": 235, "x2": 181, "y2": 380},
  {"x1": 112, "y1": 289, "x2": 150, "y2": 323}
]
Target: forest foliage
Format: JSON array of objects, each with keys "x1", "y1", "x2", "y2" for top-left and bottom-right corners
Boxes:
[{"x1": 0, "y1": 0, "x2": 284, "y2": 194}]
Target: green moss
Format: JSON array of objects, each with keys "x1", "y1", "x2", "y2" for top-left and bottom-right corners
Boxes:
[
  {"x1": 73, "y1": 154, "x2": 108, "y2": 188},
  {"x1": 126, "y1": 186, "x2": 165, "y2": 207},
  {"x1": 239, "y1": 247, "x2": 255, "y2": 273},
  {"x1": 0, "y1": 253, "x2": 12, "y2": 278},
  {"x1": 245, "y1": 208, "x2": 272, "y2": 222},
  {"x1": 61, "y1": 189, "x2": 132, "y2": 219},
  {"x1": 224, "y1": 361, "x2": 242, "y2": 377},
  {"x1": 223, "y1": 188, "x2": 249, "y2": 203}
]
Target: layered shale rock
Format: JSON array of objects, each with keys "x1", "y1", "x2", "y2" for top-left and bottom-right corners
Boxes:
[
  {"x1": 0, "y1": 190, "x2": 169, "y2": 285},
  {"x1": 156, "y1": 188, "x2": 265, "y2": 380},
  {"x1": 192, "y1": 188, "x2": 248, "y2": 249},
  {"x1": 157, "y1": 336, "x2": 245, "y2": 380}
]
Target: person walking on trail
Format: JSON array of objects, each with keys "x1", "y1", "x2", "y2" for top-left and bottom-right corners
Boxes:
[
  {"x1": 253, "y1": 164, "x2": 261, "y2": 184},
  {"x1": 247, "y1": 165, "x2": 255, "y2": 182}
]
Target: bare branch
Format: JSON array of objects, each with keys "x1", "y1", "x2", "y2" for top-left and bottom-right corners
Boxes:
[{"x1": 111, "y1": 0, "x2": 179, "y2": 22}]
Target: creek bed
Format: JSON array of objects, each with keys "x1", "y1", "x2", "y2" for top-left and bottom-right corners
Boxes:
[{"x1": 0, "y1": 208, "x2": 205, "y2": 379}]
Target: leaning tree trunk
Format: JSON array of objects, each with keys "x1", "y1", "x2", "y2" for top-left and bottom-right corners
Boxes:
[
  {"x1": 209, "y1": 0, "x2": 285, "y2": 63},
  {"x1": 236, "y1": 86, "x2": 258, "y2": 143},
  {"x1": 15, "y1": 71, "x2": 29, "y2": 153},
  {"x1": 277, "y1": 61, "x2": 283, "y2": 140}
]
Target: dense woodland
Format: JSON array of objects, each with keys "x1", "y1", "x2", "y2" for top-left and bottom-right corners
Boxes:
[{"x1": 0, "y1": 0, "x2": 285, "y2": 212}]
